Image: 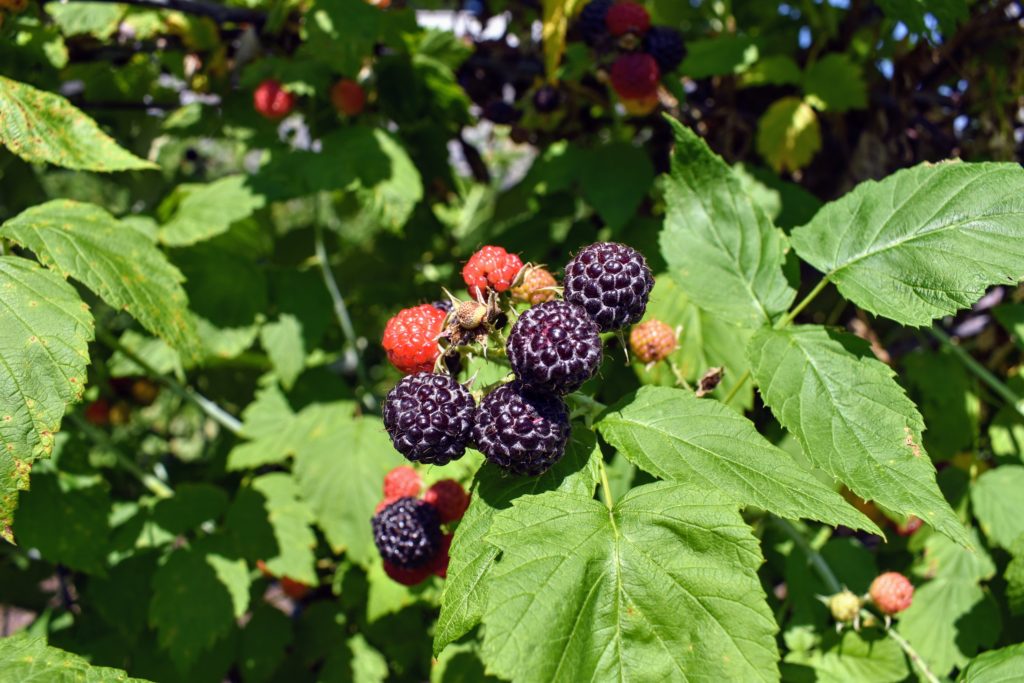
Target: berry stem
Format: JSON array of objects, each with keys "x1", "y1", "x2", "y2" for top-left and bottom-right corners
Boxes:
[
  {"x1": 721, "y1": 369, "x2": 750, "y2": 406},
  {"x1": 313, "y1": 221, "x2": 378, "y2": 411},
  {"x1": 69, "y1": 413, "x2": 174, "y2": 498},
  {"x1": 881, "y1": 618, "x2": 941, "y2": 683},
  {"x1": 775, "y1": 275, "x2": 832, "y2": 329},
  {"x1": 95, "y1": 328, "x2": 244, "y2": 436},
  {"x1": 598, "y1": 458, "x2": 615, "y2": 512},
  {"x1": 771, "y1": 517, "x2": 841, "y2": 593},
  {"x1": 928, "y1": 327, "x2": 1024, "y2": 419}
]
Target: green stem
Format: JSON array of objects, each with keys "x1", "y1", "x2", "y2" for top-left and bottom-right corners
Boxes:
[
  {"x1": 69, "y1": 414, "x2": 173, "y2": 498},
  {"x1": 776, "y1": 276, "x2": 831, "y2": 329},
  {"x1": 884, "y1": 620, "x2": 941, "y2": 683},
  {"x1": 928, "y1": 327, "x2": 1024, "y2": 418},
  {"x1": 313, "y1": 222, "x2": 377, "y2": 412},
  {"x1": 96, "y1": 329, "x2": 243, "y2": 436},
  {"x1": 771, "y1": 517, "x2": 841, "y2": 593},
  {"x1": 598, "y1": 459, "x2": 614, "y2": 511},
  {"x1": 721, "y1": 369, "x2": 750, "y2": 406}
]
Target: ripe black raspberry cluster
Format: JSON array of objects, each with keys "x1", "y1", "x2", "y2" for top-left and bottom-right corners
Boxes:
[
  {"x1": 473, "y1": 383, "x2": 572, "y2": 476},
  {"x1": 382, "y1": 372, "x2": 475, "y2": 465},
  {"x1": 564, "y1": 242, "x2": 654, "y2": 331},
  {"x1": 575, "y1": 1, "x2": 686, "y2": 115},
  {"x1": 507, "y1": 301, "x2": 603, "y2": 394},
  {"x1": 372, "y1": 497, "x2": 443, "y2": 569}
]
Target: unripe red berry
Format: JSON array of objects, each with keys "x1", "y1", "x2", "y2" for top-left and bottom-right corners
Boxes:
[
  {"x1": 462, "y1": 246, "x2": 524, "y2": 300},
  {"x1": 331, "y1": 79, "x2": 366, "y2": 116},
  {"x1": 610, "y1": 53, "x2": 660, "y2": 100},
  {"x1": 629, "y1": 319, "x2": 677, "y2": 363},
  {"x1": 382, "y1": 304, "x2": 446, "y2": 374},
  {"x1": 432, "y1": 533, "x2": 453, "y2": 578},
  {"x1": 605, "y1": 2, "x2": 650, "y2": 36},
  {"x1": 383, "y1": 466, "x2": 423, "y2": 499},
  {"x1": 280, "y1": 576, "x2": 311, "y2": 599},
  {"x1": 383, "y1": 560, "x2": 434, "y2": 586},
  {"x1": 84, "y1": 399, "x2": 111, "y2": 427},
  {"x1": 869, "y1": 572, "x2": 914, "y2": 615},
  {"x1": 423, "y1": 480, "x2": 470, "y2": 523},
  {"x1": 253, "y1": 79, "x2": 294, "y2": 120},
  {"x1": 895, "y1": 516, "x2": 923, "y2": 537}
]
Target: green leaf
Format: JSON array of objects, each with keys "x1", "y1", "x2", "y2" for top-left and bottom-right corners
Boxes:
[
  {"x1": 579, "y1": 143, "x2": 654, "y2": 232},
  {"x1": 434, "y1": 428, "x2": 599, "y2": 656},
  {"x1": 1005, "y1": 535, "x2": 1024, "y2": 616},
  {"x1": 993, "y1": 303, "x2": 1024, "y2": 350},
  {"x1": 150, "y1": 543, "x2": 252, "y2": 671},
  {"x1": 0, "y1": 75, "x2": 156, "y2": 171},
  {"x1": 481, "y1": 482, "x2": 780, "y2": 682},
  {"x1": 260, "y1": 314, "x2": 305, "y2": 391},
  {"x1": 158, "y1": 176, "x2": 266, "y2": 247},
  {"x1": 350, "y1": 129, "x2": 424, "y2": 233},
  {"x1": 13, "y1": 470, "x2": 111, "y2": 574},
  {"x1": 0, "y1": 633, "x2": 152, "y2": 682},
  {"x1": 289, "y1": 404, "x2": 404, "y2": 566},
  {"x1": 152, "y1": 482, "x2": 229, "y2": 535},
  {"x1": 756, "y1": 97, "x2": 822, "y2": 173},
  {"x1": 680, "y1": 35, "x2": 759, "y2": 78},
  {"x1": 789, "y1": 161, "x2": 1024, "y2": 326},
  {"x1": 659, "y1": 118, "x2": 796, "y2": 328},
  {"x1": 901, "y1": 349, "x2": 979, "y2": 460},
  {"x1": 739, "y1": 55, "x2": 802, "y2": 88},
  {"x1": 899, "y1": 578, "x2": 1001, "y2": 676},
  {"x1": 748, "y1": 326, "x2": 968, "y2": 546},
  {"x1": 912, "y1": 528, "x2": 994, "y2": 583},
  {"x1": 0, "y1": 256, "x2": 93, "y2": 540},
  {"x1": 633, "y1": 275, "x2": 754, "y2": 408},
  {"x1": 783, "y1": 630, "x2": 909, "y2": 683},
  {"x1": 971, "y1": 465, "x2": 1024, "y2": 548},
  {"x1": 958, "y1": 643, "x2": 1024, "y2": 682},
  {"x1": 1, "y1": 200, "x2": 202, "y2": 361},
  {"x1": 227, "y1": 473, "x2": 318, "y2": 585},
  {"x1": 802, "y1": 54, "x2": 867, "y2": 112},
  {"x1": 596, "y1": 385, "x2": 878, "y2": 532},
  {"x1": 239, "y1": 604, "x2": 293, "y2": 683},
  {"x1": 45, "y1": 2, "x2": 124, "y2": 39}
]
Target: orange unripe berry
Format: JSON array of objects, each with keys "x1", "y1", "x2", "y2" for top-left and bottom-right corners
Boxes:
[
  {"x1": 511, "y1": 267, "x2": 557, "y2": 306},
  {"x1": 629, "y1": 319, "x2": 677, "y2": 363},
  {"x1": 331, "y1": 79, "x2": 366, "y2": 116},
  {"x1": 869, "y1": 572, "x2": 914, "y2": 615}
]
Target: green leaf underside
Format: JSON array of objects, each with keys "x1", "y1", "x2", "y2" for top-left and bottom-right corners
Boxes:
[
  {"x1": 0, "y1": 200, "x2": 202, "y2": 362},
  {"x1": 0, "y1": 256, "x2": 93, "y2": 542},
  {"x1": 434, "y1": 428, "x2": 600, "y2": 656},
  {"x1": 660, "y1": 118, "x2": 796, "y2": 328},
  {"x1": 481, "y1": 483, "x2": 780, "y2": 682},
  {"x1": 0, "y1": 633, "x2": 153, "y2": 682},
  {"x1": 748, "y1": 325, "x2": 969, "y2": 546},
  {"x1": 790, "y1": 161, "x2": 1024, "y2": 326},
  {"x1": 0, "y1": 75, "x2": 156, "y2": 171},
  {"x1": 158, "y1": 175, "x2": 266, "y2": 247},
  {"x1": 596, "y1": 386, "x2": 879, "y2": 533}
]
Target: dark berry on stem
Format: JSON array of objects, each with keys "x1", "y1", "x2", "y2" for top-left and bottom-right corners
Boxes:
[
  {"x1": 533, "y1": 85, "x2": 562, "y2": 113},
  {"x1": 579, "y1": 0, "x2": 614, "y2": 45},
  {"x1": 564, "y1": 242, "x2": 654, "y2": 332},
  {"x1": 473, "y1": 383, "x2": 571, "y2": 476},
  {"x1": 372, "y1": 497, "x2": 443, "y2": 569},
  {"x1": 644, "y1": 26, "x2": 686, "y2": 72},
  {"x1": 507, "y1": 301, "x2": 603, "y2": 394},
  {"x1": 382, "y1": 373, "x2": 475, "y2": 466}
]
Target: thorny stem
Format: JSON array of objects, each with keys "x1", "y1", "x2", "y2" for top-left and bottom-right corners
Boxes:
[
  {"x1": 69, "y1": 413, "x2": 174, "y2": 498},
  {"x1": 776, "y1": 517, "x2": 941, "y2": 683},
  {"x1": 313, "y1": 222, "x2": 377, "y2": 411},
  {"x1": 929, "y1": 327, "x2": 1024, "y2": 419},
  {"x1": 95, "y1": 329, "x2": 244, "y2": 436},
  {"x1": 598, "y1": 459, "x2": 614, "y2": 511},
  {"x1": 775, "y1": 275, "x2": 832, "y2": 329}
]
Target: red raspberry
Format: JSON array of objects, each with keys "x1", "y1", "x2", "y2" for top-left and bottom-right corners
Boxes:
[
  {"x1": 462, "y1": 246, "x2": 524, "y2": 300},
  {"x1": 84, "y1": 399, "x2": 111, "y2": 427},
  {"x1": 383, "y1": 560, "x2": 435, "y2": 586},
  {"x1": 423, "y1": 480, "x2": 470, "y2": 523},
  {"x1": 253, "y1": 79, "x2": 295, "y2": 120},
  {"x1": 510, "y1": 266, "x2": 558, "y2": 306},
  {"x1": 382, "y1": 304, "x2": 446, "y2": 374},
  {"x1": 895, "y1": 516, "x2": 923, "y2": 536},
  {"x1": 281, "y1": 576, "x2": 311, "y2": 600},
  {"x1": 331, "y1": 79, "x2": 366, "y2": 116},
  {"x1": 610, "y1": 53, "x2": 660, "y2": 100},
  {"x1": 384, "y1": 466, "x2": 423, "y2": 499},
  {"x1": 432, "y1": 534, "x2": 453, "y2": 578},
  {"x1": 869, "y1": 572, "x2": 914, "y2": 615},
  {"x1": 374, "y1": 497, "x2": 397, "y2": 515},
  {"x1": 629, "y1": 319, "x2": 677, "y2": 363},
  {"x1": 605, "y1": 2, "x2": 650, "y2": 36}
]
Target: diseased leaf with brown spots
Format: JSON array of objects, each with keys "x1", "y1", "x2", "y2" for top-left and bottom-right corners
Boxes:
[
  {"x1": 0, "y1": 75, "x2": 156, "y2": 172},
  {"x1": 0, "y1": 200, "x2": 202, "y2": 362},
  {"x1": 0, "y1": 256, "x2": 93, "y2": 542}
]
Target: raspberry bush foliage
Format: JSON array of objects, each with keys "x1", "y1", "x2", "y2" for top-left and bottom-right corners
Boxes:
[{"x1": 1, "y1": 1, "x2": 1024, "y2": 682}]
